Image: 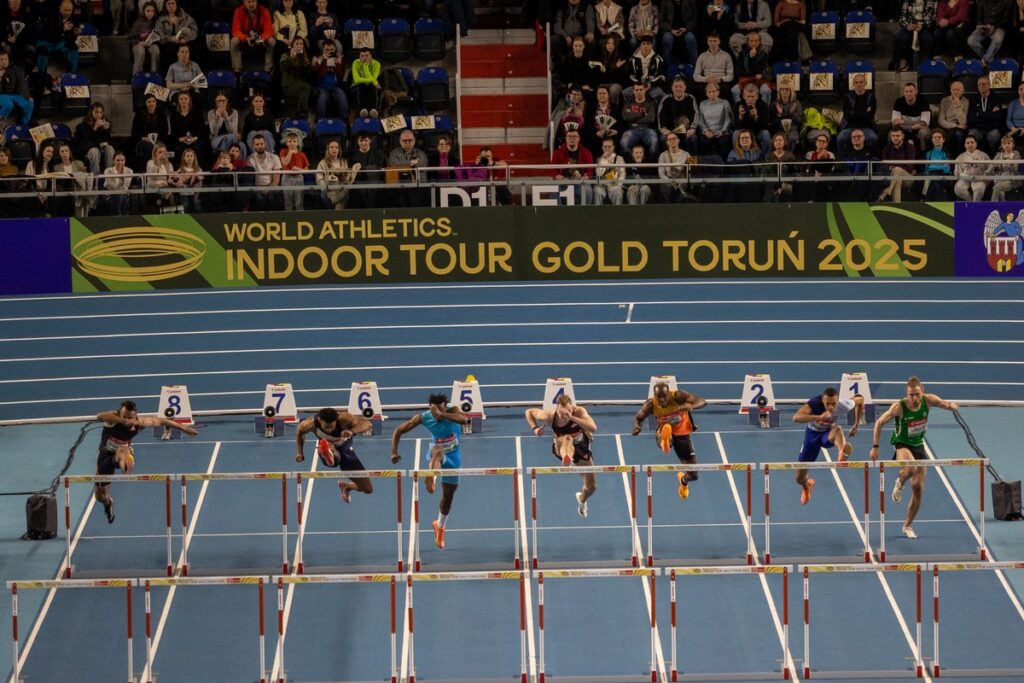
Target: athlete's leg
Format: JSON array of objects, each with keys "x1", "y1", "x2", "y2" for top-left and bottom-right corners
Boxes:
[
  {"x1": 796, "y1": 431, "x2": 823, "y2": 504},
  {"x1": 425, "y1": 444, "x2": 445, "y2": 494},
  {"x1": 432, "y1": 482, "x2": 458, "y2": 548},
  {"x1": 555, "y1": 435, "x2": 574, "y2": 466},
  {"x1": 672, "y1": 436, "x2": 697, "y2": 483},
  {"x1": 829, "y1": 425, "x2": 852, "y2": 461},
  {"x1": 905, "y1": 467, "x2": 927, "y2": 529}
]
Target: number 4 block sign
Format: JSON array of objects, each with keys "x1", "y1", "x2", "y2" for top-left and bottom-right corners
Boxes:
[
  {"x1": 157, "y1": 385, "x2": 194, "y2": 424},
  {"x1": 739, "y1": 374, "x2": 776, "y2": 414},
  {"x1": 347, "y1": 381, "x2": 385, "y2": 435},
  {"x1": 542, "y1": 377, "x2": 576, "y2": 407}
]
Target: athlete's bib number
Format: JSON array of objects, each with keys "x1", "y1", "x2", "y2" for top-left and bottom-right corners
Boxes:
[
  {"x1": 436, "y1": 436, "x2": 459, "y2": 453},
  {"x1": 906, "y1": 418, "x2": 927, "y2": 436}
]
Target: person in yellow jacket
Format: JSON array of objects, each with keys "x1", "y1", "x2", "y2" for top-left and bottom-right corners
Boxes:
[{"x1": 351, "y1": 46, "x2": 382, "y2": 118}]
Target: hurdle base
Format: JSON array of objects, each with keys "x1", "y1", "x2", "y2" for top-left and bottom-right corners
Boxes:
[
  {"x1": 848, "y1": 404, "x2": 877, "y2": 426},
  {"x1": 800, "y1": 670, "x2": 921, "y2": 679},
  {"x1": 747, "y1": 410, "x2": 781, "y2": 428},
  {"x1": 252, "y1": 416, "x2": 285, "y2": 436},
  {"x1": 673, "y1": 673, "x2": 792, "y2": 681},
  {"x1": 534, "y1": 558, "x2": 640, "y2": 570},
  {"x1": 931, "y1": 668, "x2": 1024, "y2": 678}
]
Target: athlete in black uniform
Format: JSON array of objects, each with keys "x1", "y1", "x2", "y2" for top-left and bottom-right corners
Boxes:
[
  {"x1": 96, "y1": 400, "x2": 198, "y2": 523},
  {"x1": 525, "y1": 395, "x2": 599, "y2": 517},
  {"x1": 295, "y1": 407, "x2": 380, "y2": 503}
]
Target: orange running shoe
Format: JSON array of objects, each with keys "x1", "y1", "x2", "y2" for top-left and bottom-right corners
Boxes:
[
  {"x1": 677, "y1": 472, "x2": 690, "y2": 500},
  {"x1": 801, "y1": 479, "x2": 815, "y2": 505},
  {"x1": 562, "y1": 453, "x2": 572, "y2": 466},
  {"x1": 658, "y1": 423, "x2": 672, "y2": 454},
  {"x1": 431, "y1": 520, "x2": 445, "y2": 549}
]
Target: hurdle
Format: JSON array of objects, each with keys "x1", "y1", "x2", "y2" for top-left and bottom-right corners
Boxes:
[
  {"x1": 878, "y1": 459, "x2": 987, "y2": 562},
  {"x1": 668, "y1": 565, "x2": 791, "y2": 681},
  {"x1": 178, "y1": 472, "x2": 289, "y2": 575},
  {"x1": 62, "y1": 474, "x2": 174, "y2": 578},
  {"x1": 930, "y1": 561, "x2": 1024, "y2": 678},
  {"x1": 8, "y1": 578, "x2": 136, "y2": 683},
  {"x1": 800, "y1": 562, "x2": 925, "y2": 679},
  {"x1": 762, "y1": 461, "x2": 871, "y2": 564},
  {"x1": 275, "y1": 573, "x2": 399, "y2": 683},
  {"x1": 292, "y1": 469, "x2": 405, "y2": 573},
  {"x1": 530, "y1": 465, "x2": 640, "y2": 568},
  {"x1": 411, "y1": 467, "x2": 521, "y2": 572},
  {"x1": 143, "y1": 575, "x2": 268, "y2": 683},
  {"x1": 538, "y1": 567, "x2": 659, "y2": 683},
  {"x1": 646, "y1": 463, "x2": 754, "y2": 566}
]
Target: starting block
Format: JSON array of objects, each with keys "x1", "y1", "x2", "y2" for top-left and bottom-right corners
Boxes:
[
  {"x1": 347, "y1": 381, "x2": 385, "y2": 435},
  {"x1": 645, "y1": 375, "x2": 678, "y2": 430},
  {"x1": 747, "y1": 396, "x2": 781, "y2": 428},
  {"x1": 452, "y1": 376, "x2": 485, "y2": 433},
  {"x1": 154, "y1": 385, "x2": 194, "y2": 438},
  {"x1": 253, "y1": 383, "x2": 297, "y2": 437},
  {"x1": 839, "y1": 372, "x2": 877, "y2": 425}
]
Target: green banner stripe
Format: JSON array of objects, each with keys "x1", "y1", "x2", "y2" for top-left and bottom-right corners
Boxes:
[
  {"x1": 826, "y1": 203, "x2": 859, "y2": 278},
  {"x1": 142, "y1": 213, "x2": 256, "y2": 287},
  {"x1": 841, "y1": 204, "x2": 911, "y2": 277},
  {"x1": 872, "y1": 206, "x2": 956, "y2": 237}
]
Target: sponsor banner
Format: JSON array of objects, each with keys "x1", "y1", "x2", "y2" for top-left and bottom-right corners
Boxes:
[
  {"x1": 954, "y1": 202, "x2": 1024, "y2": 277},
  {"x1": 0, "y1": 218, "x2": 71, "y2": 295},
  {"x1": 70, "y1": 203, "x2": 954, "y2": 290}
]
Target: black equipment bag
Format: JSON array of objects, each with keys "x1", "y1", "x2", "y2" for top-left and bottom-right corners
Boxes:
[
  {"x1": 992, "y1": 480, "x2": 1024, "y2": 521},
  {"x1": 24, "y1": 494, "x2": 57, "y2": 540}
]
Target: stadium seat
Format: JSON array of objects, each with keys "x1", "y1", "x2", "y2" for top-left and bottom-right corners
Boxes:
[
  {"x1": 343, "y1": 18, "x2": 375, "y2": 55},
  {"x1": 58, "y1": 73, "x2": 91, "y2": 117},
  {"x1": 204, "y1": 21, "x2": 231, "y2": 68},
  {"x1": 807, "y1": 60, "x2": 841, "y2": 105},
  {"x1": 989, "y1": 58, "x2": 1020, "y2": 104},
  {"x1": 844, "y1": 59, "x2": 874, "y2": 91},
  {"x1": 351, "y1": 115, "x2": 384, "y2": 150},
  {"x1": 413, "y1": 17, "x2": 445, "y2": 61},
  {"x1": 773, "y1": 61, "x2": 803, "y2": 93},
  {"x1": 76, "y1": 24, "x2": 100, "y2": 68},
  {"x1": 379, "y1": 18, "x2": 411, "y2": 62},
  {"x1": 416, "y1": 113, "x2": 454, "y2": 150},
  {"x1": 809, "y1": 12, "x2": 840, "y2": 55},
  {"x1": 4, "y1": 125, "x2": 34, "y2": 166},
  {"x1": 280, "y1": 117, "x2": 312, "y2": 143},
  {"x1": 315, "y1": 117, "x2": 348, "y2": 155},
  {"x1": 917, "y1": 59, "x2": 950, "y2": 101},
  {"x1": 240, "y1": 70, "x2": 273, "y2": 105},
  {"x1": 416, "y1": 66, "x2": 450, "y2": 111},
  {"x1": 132, "y1": 71, "x2": 165, "y2": 109},
  {"x1": 952, "y1": 59, "x2": 984, "y2": 95},
  {"x1": 843, "y1": 10, "x2": 875, "y2": 54}
]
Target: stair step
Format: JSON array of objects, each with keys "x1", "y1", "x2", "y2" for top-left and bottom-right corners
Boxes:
[
  {"x1": 460, "y1": 28, "x2": 537, "y2": 45},
  {"x1": 460, "y1": 109, "x2": 550, "y2": 127},
  {"x1": 460, "y1": 43, "x2": 544, "y2": 62},
  {"x1": 461, "y1": 142, "x2": 549, "y2": 162},
  {"x1": 460, "y1": 93, "x2": 548, "y2": 113},
  {"x1": 460, "y1": 59, "x2": 549, "y2": 78}
]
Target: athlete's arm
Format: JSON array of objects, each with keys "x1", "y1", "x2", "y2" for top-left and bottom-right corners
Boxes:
[
  {"x1": 869, "y1": 401, "x2": 902, "y2": 461},
  {"x1": 569, "y1": 406, "x2": 597, "y2": 433},
  {"x1": 632, "y1": 399, "x2": 654, "y2": 435},
  {"x1": 924, "y1": 394, "x2": 959, "y2": 411},
  {"x1": 431, "y1": 404, "x2": 470, "y2": 425},
  {"x1": 97, "y1": 410, "x2": 129, "y2": 426},
  {"x1": 339, "y1": 411, "x2": 374, "y2": 437},
  {"x1": 390, "y1": 413, "x2": 423, "y2": 463},
  {"x1": 137, "y1": 414, "x2": 198, "y2": 436},
  {"x1": 792, "y1": 404, "x2": 818, "y2": 424},
  {"x1": 676, "y1": 390, "x2": 707, "y2": 410},
  {"x1": 525, "y1": 408, "x2": 552, "y2": 436},
  {"x1": 849, "y1": 395, "x2": 865, "y2": 437},
  {"x1": 295, "y1": 417, "x2": 315, "y2": 462}
]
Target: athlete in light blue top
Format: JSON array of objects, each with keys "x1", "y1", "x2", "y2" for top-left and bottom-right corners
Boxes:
[{"x1": 391, "y1": 393, "x2": 470, "y2": 550}]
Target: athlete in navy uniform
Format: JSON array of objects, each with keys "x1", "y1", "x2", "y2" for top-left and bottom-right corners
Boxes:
[
  {"x1": 792, "y1": 388, "x2": 863, "y2": 505},
  {"x1": 295, "y1": 407, "x2": 379, "y2": 503}
]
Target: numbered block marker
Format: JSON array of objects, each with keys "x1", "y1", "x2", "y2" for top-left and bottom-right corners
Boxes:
[
  {"x1": 253, "y1": 383, "x2": 295, "y2": 435},
  {"x1": 452, "y1": 377, "x2": 485, "y2": 433},
  {"x1": 155, "y1": 385, "x2": 194, "y2": 438},
  {"x1": 645, "y1": 375, "x2": 678, "y2": 430},
  {"x1": 542, "y1": 377, "x2": 576, "y2": 407},
  {"x1": 839, "y1": 372, "x2": 876, "y2": 424},
  {"x1": 347, "y1": 381, "x2": 385, "y2": 435},
  {"x1": 739, "y1": 374, "x2": 775, "y2": 414}
]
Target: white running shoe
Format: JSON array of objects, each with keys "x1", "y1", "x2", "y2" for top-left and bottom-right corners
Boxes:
[
  {"x1": 892, "y1": 478, "x2": 904, "y2": 503},
  {"x1": 902, "y1": 525, "x2": 918, "y2": 539},
  {"x1": 575, "y1": 491, "x2": 588, "y2": 518}
]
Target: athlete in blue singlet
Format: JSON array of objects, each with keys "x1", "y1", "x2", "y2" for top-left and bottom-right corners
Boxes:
[
  {"x1": 791, "y1": 388, "x2": 863, "y2": 505},
  {"x1": 391, "y1": 393, "x2": 470, "y2": 550}
]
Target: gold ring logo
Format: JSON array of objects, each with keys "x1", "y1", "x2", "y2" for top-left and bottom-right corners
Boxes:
[{"x1": 73, "y1": 227, "x2": 206, "y2": 282}]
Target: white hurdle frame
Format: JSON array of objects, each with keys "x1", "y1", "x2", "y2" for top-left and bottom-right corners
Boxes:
[
  {"x1": 537, "y1": 567, "x2": 659, "y2": 683},
  {"x1": 292, "y1": 469, "x2": 405, "y2": 573},
  {"x1": 668, "y1": 565, "x2": 791, "y2": 681},
  {"x1": 9, "y1": 578, "x2": 136, "y2": 683},
  {"x1": 411, "y1": 467, "x2": 521, "y2": 572},
  {"x1": 763, "y1": 461, "x2": 871, "y2": 564},
  {"x1": 62, "y1": 474, "x2": 173, "y2": 578},
  {"x1": 530, "y1": 465, "x2": 639, "y2": 568},
  {"x1": 878, "y1": 459, "x2": 987, "y2": 562},
  {"x1": 275, "y1": 573, "x2": 399, "y2": 683},
  {"x1": 646, "y1": 463, "x2": 754, "y2": 566}
]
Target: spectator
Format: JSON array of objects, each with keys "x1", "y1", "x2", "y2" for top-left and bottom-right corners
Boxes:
[
  {"x1": 587, "y1": 84, "x2": 622, "y2": 155},
  {"x1": 272, "y1": 0, "x2": 307, "y2": 63},
  {"x1": 52, "y1": 142, "x2": 89, "y2": 217},
  {"x1": 968, "y1": 0, "x2": 1014, "y2": 66},
  {"x1": 165, "y1": 44, "x2": 203, "y2": 95},
  {"x1": 658, "y1": 130, "x2": 692, "y2": 201},
  {"x1": 764, "y1": 131, "x2": 796, "y2": 201},
  {"x1": 770, "y1": 0, "x2": 809, "y2": 63},
  {"x1": 176, "y1": 146, "x2": 202, "y2": 212},
  {"x1": 278, "y1": 130, "x2": 308, "y2": 210},
  {"x1": 455, "y1": 145, "x2": 511, "y2": 204},
  {"x1": 37, "y1": 0, "x2": 79, "y2": 74},
  {"x1": 350, "y1": 47, "x2": 381, "y2": 118},
  {"x1": 922, "y1": 128, "x2": 952, "y2": 200},
  {"x1": 74, "y1": 102, "x2": 115, "y2": 176},
  {"x1": 554, "y1": 0, "x2": 595, "y2": 61},
  {"x1": 130, "y1": 94, "x2": 167, "y2": 169},
  {"x1": 242, "y1": 93, "x2": 274, "y2": 152},
  {"x1": 623, "y1": 142, "x2": 655, "y2": 203},
  {"x1": 620, "y1": 82, "x2": 659, "y2": 158},
  {"x1": 554, "y1": 84, "x2": 587, "y2": 148},
  {"x1": 0, "y1": 50, "x2": 32, "y2": 126},
  {"x1": 594, "y1": 137, "x2": 625, "y2": 203},
  {"x1": 628, "y1": 0, "x2": 659, "y2": 52},
  {"x1": 697, "y1": 81, "x2": 732, "y2": 157},
  {"x1": 693, "y1": 33, "x2": 734, "y2": 92},
  {"x1": 627, "y1": 33, "x2": 666, "y2": 100},
  {"x1": 892, "y1": 81, "x2": 931, "y2": 151},
  {"x1": 387, "y1": 129, "x2": 428, "y2": 206},
  {"x1": 248, "y1": 134, "x2": 282, "y2": 209},
  {"x1": 130, "y1": 1, "x2": 160, "y2": 75},
  {"x1": 558, "y1": 36, "x2": 595, "y2": 94},
  {"x1": 728, "y1": 127, "x2": 764, "y2": 201},
  {"x1": 168, "y1": 89, "x2": 207, "y2": 161},
  {"x1": 657, "y1": 75, "x2": 698, "y2": 152},
  {"x1": 231, "y1": 0, "x2": 274, "y2": 73},
  {"x1": 703, "y1": 0, "x2": 733, "y2": 38},
  {"x1": 146, "y1": 142, "x2": 180, "y2": 210},
  {"x1": 990, "y1": 134, "x2": 1021, "y2": 200},
  {"x1": 731, "y1": 31, "x2": 771, "y2": 103},
  {"x1": 839, "y1": 128, "x2": 877, "y2": 200},
  {"x1": 592, "y1": 34, "x2": 628, "y2": 101},
  {"x1": 728, "y1": 0, "x2": 772, "y2": 56},
  {"x1": 26, "y1": 142, "x2": 55, "y2": 216},
  {"x1": 0, "y1": 0, "x2": 37, "y2": 72},
  {"x1": 347, "y1": 132, "x2": 386, "y2": 208},
  {"x1": 770, "y1": 81, "x2": 803, "y2": 150},
  {"x1": 154, "y1": 0, "x2": 198, "y2": 71},
  {"x1": 427, "y1": 134, "x2": 459, "y2": 181},
  {"x1": 207, "y1": 92, "x2": 243, "y2": 155},
  {"x1": 592, "y1": 0, "x2": 625, "y2": 43},
  {"x1": 934, "y1": 0, "x2": 969, "y2": 59},
  {"x1": 101, "y1": 151, "x2": 133, "y2": 215},
  {"x1": 278, "y1": 37, "x2": 313, "y2": 115},
  {"x1": 878, "y1": 127, "x2": 917, "y2": 202},
  {"x1": 734, "y1": 81, "x2": 770, "y2": 151},
  {"x1": 837, "y1": 73, "x2": 877, "y2": 156},
  {"x1": 316, "y1": 138, "x2": 356, "y2": 208},
  {"x1": 306, "y1": 0, "x2": 340, "y2": 54},
  {"x1": 311, "y1": 38, "x2": 347, "y2": 119},
  {"x1": 954, "y1": 133, "x2": 992, "y2": 199},
  {"x1": 969, "y1": 76, "x2": 1006, "y2": 153},
  {"x1": 938, "y1": 80, "x2": 969, "y2": 153},
  {"x1": 552, "y1": 125, "x2": 594, "y2": 204},
  {"x1": 802, "y1": 132, "x2": 836, "y2": 201},
  {"x1": 659, "y1": 0, "x2": 698, "y2": 66},
  {"x1": 1006, "y1": 82, "x2": 1024, "y2": 147},
  {"x1": 0, "y1": 146, "x2": 18, "y2": 180},
  {"x1": 892, "y1": 0, "x2": 937, "y2": 72}
]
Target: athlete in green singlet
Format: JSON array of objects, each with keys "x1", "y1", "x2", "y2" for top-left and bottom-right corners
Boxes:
[{"x1": 869, "y1": 376, "x2": 958, "y2": 539}]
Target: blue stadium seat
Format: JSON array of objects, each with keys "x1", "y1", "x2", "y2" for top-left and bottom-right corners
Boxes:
[
  {"x1": 351, "y1": 116, "x2": 384, "y2": 150},
  {"x1": 58, "y1": 73, "x2": 90, "y2": 116},
  {"x1": 773, "y1": 61, "x2": 803, "y2": 94},
  {"x1": 807, "y1": 60, "x2": 841, "y2": 104},
  {"x1": 315, "y1": 117, "x2": 348, "y2": 155},
  {"x1": 204, "y1": 21, "x2": 231, "y2": 67},
  {"x1": 809, "y1": 12, "x2": 840, "y2": 55},
  {"x1": 343, "y1": 18, "x2": 374, "y2": 55},
  {"x1": 843, "y1": 10, "x2": 875, "y2": 54},
  {"x1": 989, "y1": 58, "x2": 1020, "y2": 104},
  {"x1": 917, "y1": 59, "x2": 950, "y2": 101},
  {"x1": 4, "y1": 125, "x2": 33, "y2": 166},
  {"x1": 667, "y1": 63, "x2": 695, "y2": 80},
  {"x1": 413, "y1": 17, "x2": 445, "y2": 61},
  {"x1": 240, "y1": 70, "x2": 272, "y2": 105},
  {"x1": 280, "y1": 117, "x2": 312, "y2": 141},
  {"x1": 76, "y1": 24, "x2": 100, "y2": 68},
  {"x1": 417, "y1": 66, "x2": 450, "y2": 111},
  {"x1": 379, "y1": 18, "x2": 411, "y2": 62},
  {"x1": 952, "y1": 58, "x2": 984, "y2": 95},
  {"x1": 844, "y1": 59, "x2": 875, "y2": 91}
]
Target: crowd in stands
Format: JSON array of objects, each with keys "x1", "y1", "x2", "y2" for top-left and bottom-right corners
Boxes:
[{"x1": 547, "y1": 0, "x2": 1024, "y2": 203}]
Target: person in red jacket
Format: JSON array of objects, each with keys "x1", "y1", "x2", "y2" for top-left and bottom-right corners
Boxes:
[
  {"x1": 552, "y1": 124, "x2": 594, "y2": 204},
  {"x1": 231, "y1": 0, "x2": 275, "y2": 71}
]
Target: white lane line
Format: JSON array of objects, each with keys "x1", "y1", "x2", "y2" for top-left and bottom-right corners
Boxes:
[
  {"x1": 625, "y1": 303, "x2": 635, "y2": 323},
  {"x1": 143, "y1": 442, "x2": 220, "y2": 682},
  {"x1": 4, "y1": 297, "x2": 1022, "y2": 322},
  {"x1": 5, "y1": 358, "x2": 1021, "y2": 386},
  {"x1": 515, "y1": 437, "x2": 537, "y2": 682},
  {"x1": 7, "y1": 495, "x2": 96, "y2": 683},
  {"x1": 5, "y1": 318, "x2": 1022, "y2": 344},
  {"x1": 715, "y1": 433, "x2": 800, "y2": 682},
  {"x1": 614, "y1": 435, "x2": 667, "y2": 682},
  {"x1": 922, "y1": 441, "x2": 1024, "y2": 621},
  {"x1": 399, "y1": 439, "x2": 421, "y2": 683}
]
